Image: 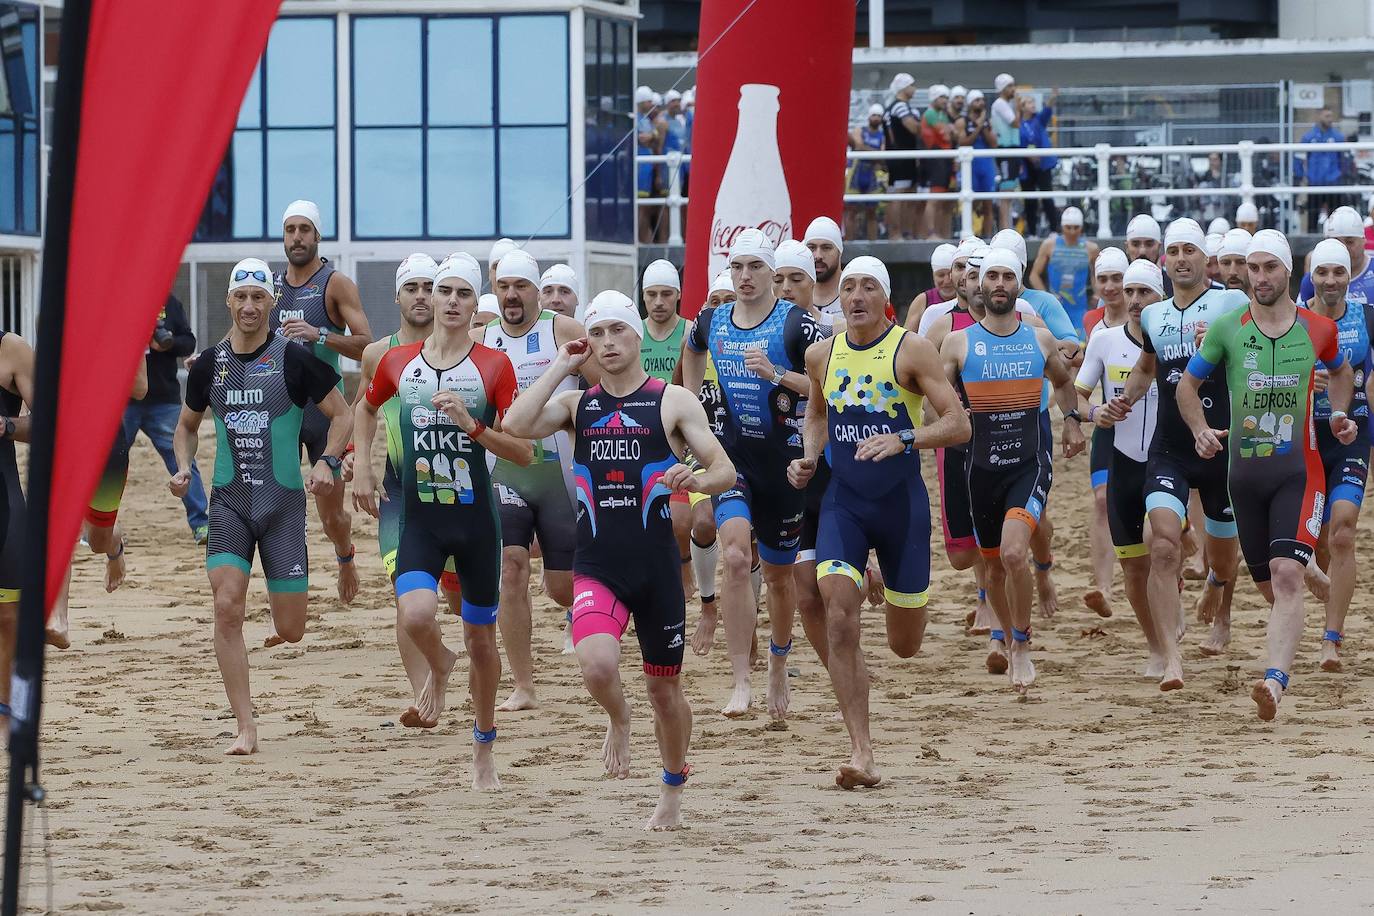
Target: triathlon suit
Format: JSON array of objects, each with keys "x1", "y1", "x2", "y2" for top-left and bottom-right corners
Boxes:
[
  {"x1": 1018, "y1": 287, "x2": 1080, "y2": 345},
  {"x1": 0, "y1": 334, "x2": 23, "y2": 604},
  {"x1": 86, "y1": 416, "x2": 132, "y2": 529},
  {"x1": 817, "y1": 325, "x2": 930, "y2": 606},
  {"x1": 1076, "y1": 323, "x2": 1159, "y2": 557},
  {"x1": 1188, "y1": 307, "x2": 1342, "y2": 582},
  {"x1": 641, "y1": 317, "x2": 686, "y2": 383},
  {"x1": 883, "y1": 97, "x2": 919, "y2": 191},
  {"x1": 271, "y1": 260, "x2": 346, "y2": 465},
  {"x1": 1299, "y1": 255, "x2": 1374, "y2": 305},
  {"x1": 797, "y1": 312, "x2": 838, "y2": 564},
  {"x1": 1139, "y1": 286, "x2": 1248, "y2": 535},
  {"x1": 185, "y1": 336, "x2": 339, "y2": 592},
  {"x1": 686, "y1": 298, "x2": 821, "y2": 564},
  {"x1": 570, "y1": 377, "x2": 686, "y2": 676},
  {"x1": 483, "y1": 310, "x2": 578, "y2": 568},
  {"x1": 1310, "y1": 300, "x2": 1374, "y2": 513},
  {"x1": 818, "y1": 295, "x2": 843, "y2": 324},
  {"x1": 365, "y1": 341, "x2": 516, "y2": 622},
  {"x1": 932, "y1": 305, "x2": 980, "y2": 553},
  {"x1": 1046, "y1": 236, "x2": 1092, "y2": 337},
  {"x1": 850, "y1": 124, "x2": 884, "y2": 194},
  {"x1": 1083, "y1": 307, "x2": 1124, "y2": 488},
  {"x1": 689, "y1": 350, "x2": 727, "y2": 511},
  {"x1": 958, "y1": 321, "x2": 1052, "y2": 555}
]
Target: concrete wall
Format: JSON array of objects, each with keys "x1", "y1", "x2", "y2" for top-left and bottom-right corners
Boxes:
[{"x1": 1279, "y1": 0, "x2": 1372, "y2": 40}]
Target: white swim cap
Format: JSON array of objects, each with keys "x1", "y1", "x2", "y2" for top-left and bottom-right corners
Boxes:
[
  {"x1": 890, "y1": 73, "x2": 915, "y2": 94},
  {"x1": 1246, "y1": 229, "x2": 1292, "y2": 273},
  {"x1": 1310, "y1": 238, "x2": 1351, "y2": 274},
  {"x1": 435, "y1": 252, "x2": 482, "y2": 294},
  {"x1": 774, "y1": 240, "x2": 817, "y2": 282},
  {"x1": 664, "y1": 89, "x2": 682, "y2": 104},
  {"x1": 994, "y1": 73, "x2": 1015, "y2": 92},
  {"x1": 1205, "y1": 233, "x2": 1224, "y2": 259},
  {"x1": 1207, "y1": 217, "x2": 1231, "y2": 235},
  {"x1": 1325, "y1": 206, "x2": 1364, "y2": 239},
  {"x1": 729, "y1": 228, "x2": 776, "y2": 269},
  {"x1": 1126, "y1": 214, "x2": 1162, "y2": 243},
  {"x1": 840, "y1": 256, "x2": 891, "y2": 299},
  {"x1": 228, "y1": 258, "x2": 273, "y2": 295},
  {"x1": 1123, "y1": 260, "x2": 1164, "y2": 298},
  {"x1": 641, "y1": 258, "x2": 680, "y2": 292},
  {"x1": 1163, "y1": 218, "x2": 1206, "y2": 252},
  {"x1": 989, "y1": 229, "x2": 1028, "y2": 269},
  {"x1": 395, "y1": 253, "x2": 438, "y2": 293},
  {"x1": 494, "y1": 249, "x2": 541, "y2": 286},
  {"x1": 709, "y1": 271, "x2": 734, "y2": 295},
  {"x1": 1094, "y1": 247, "x2": 1128, "y2": 278},
  {"x1": 540, "y1": 263, "x2": 580, "y2": 300},
  {"x1": 966, "y1": 89, "x2": 985, "y2": 104},
  {"x1": 487, "y1": 237, "x2": 519, "y2": 267},
  {"x1": 1235, "y1": 202, "x2": 1259, "y2": 224},
  {"x1": 1061, "y1": 207, "x2": 1084, "y2": 227},
  {"x1": 803, "y1": 215, "x2": 844, "y2": 252},
  {"x1": 954, "y1": 236, "x2": 983, "y2": 263},
  {"x1": 867, "y1": 103, "x2": 884, "y2": 118},
  {"x1": 583, "y1": 290, "x2": 643, "y2": 339},
  {"x1": 979, "y1": 248, "x2": 1023, "y2": 284},
  {"x1": 950, "y1": 85, "x2": 967, "y2": 99},
  {"x1": 634, "y1": 85, "x2": 653, "y2": 105},
  {"x1": 282, "y1": 199, "x2": 321, "y2": 232},
  {"x1": 928, "y1": 84, "x2": 950, "y2": 102},
  {"x1": 931, "y1": 243, "x2": 958, "y2": 272},
  {"x1": 1218, "y1": 228, "x2": 1252, "y2": 259}
]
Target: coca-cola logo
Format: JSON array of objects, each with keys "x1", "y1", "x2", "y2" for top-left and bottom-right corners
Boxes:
[{"x1": 709, "y1": 219, "x2": 793, "y2": 254}]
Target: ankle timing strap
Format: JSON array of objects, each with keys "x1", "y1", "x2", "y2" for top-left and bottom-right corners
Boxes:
[
  {"x1": 1264, "y1": 668, "x2": 1289, "y2": 690},
  {"x1": 769, "y1": 639, "x2": 792, "y2": 657},
  {"x1": 1012, "y1": 627, "x2": 1032, "y2": 643},
  {"x1": 662, "y1": 765, "x2": 690, "y2": 786},
  {"x1": 472, "y1": 723, "x2": 497, "y2": 744},
  {"x1": 1323, "y1": 629, "x2": 1343, "y2": 644}
]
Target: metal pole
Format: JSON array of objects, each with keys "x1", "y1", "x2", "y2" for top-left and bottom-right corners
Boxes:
[
  {"x1": 1238, "y1": 139, "x2": 1255, "y2": 209},
  {"x1": 4, "y1": 0, "x2": 91, "y2": 912},
  {"x1": 666, "y1": 149, "x2": 683, "y2": 246},
  {"x1": 957, "y1": 147, "x2": 973, "y2": 238},
  {"x1": 1094, "y1": 143, "x2": 1111, "y2": 240},
  {"x1": 869, "y1": 0, "x2": 884, "y2": 49}
]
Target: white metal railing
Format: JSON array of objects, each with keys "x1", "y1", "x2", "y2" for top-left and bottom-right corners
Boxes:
[{"x1": 637, "y1": 141, "x2": 1374, "y2": 244}]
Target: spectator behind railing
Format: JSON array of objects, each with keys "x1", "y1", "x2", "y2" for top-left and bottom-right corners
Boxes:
[
  {"x1": 990, "y1": 73, "x2": 1021, "y2": 234},
  {"x1": 1019, "y1": 90, "x2": 1059, "y2": 237},
  {"x1": 1295, "y1": 108, "x2": 1349, "y2": 234},
  {"x1": 921, "y1": 84, "x2": 957, "y2": 239},
  {"x1": 956, "y1": 89, "x2": 1001, "y2": 236},
  {"x1": 636, "y1": 85, "x2": 663, "y2": 244},
  {"x1": 884, "y1": 73, "x2": 924, "y2": 241},
  {"x1": 847, "y1": 104, "x2": 886, "y2": 241}
]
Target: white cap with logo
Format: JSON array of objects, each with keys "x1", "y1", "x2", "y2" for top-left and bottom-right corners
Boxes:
[
  {"x1": 840, "y1": 256, "x2": 891, "y2": 299},
  {"x1": 583, "y1": 290, "x2": 643, "y2": 338},
  {"x1": 395, "y1": 253, "x2": 438, "y2": 292},
  {"x1": 775, "y1": 240, "x2": 817, "y2": 281},
  {"x1": 1126, "y1": 214, "x2": 1162, "y2": 243},
  {"x1": 228, "y1": 258, "x2": 273, "y2": 295},
  {"x1": 495, "y1": 249, "x2": 541, "y2": 286},
  {"x1": 1123, "y1": 260, "x2": 1165, "y2": 298},
  {"x1": 1325, "y1": 206, "x2": 1364, "y2": 239},
  {"x1": 1247, "y1": 229, "x2": 1292, "y2": 272},
  {"x1": 436, "y1": 252, "x2": 483, "y2": 293},
  {"x1": 728, "y1": 228, "x2": 776, "y2": 269},
  {"x1": 1218, "y1": 228, "x2": 1252, "y2": 259},
  {"x1": 540, "y1": 263, "x2": 580, "y2": 300}
]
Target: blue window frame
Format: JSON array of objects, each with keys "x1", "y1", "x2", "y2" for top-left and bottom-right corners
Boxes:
[
  {"x1": 350, "y1": 13, "x2": 570, "y2": 240},
  {"x1": 196, "y1": 17, "x2": 337, "y2": 242},
  {"x1": 0, "y1": 3, "x2": 40, "y2": 236},
  {"x1": 584, "y1": 16, "x2": 634, "y2": 244}
]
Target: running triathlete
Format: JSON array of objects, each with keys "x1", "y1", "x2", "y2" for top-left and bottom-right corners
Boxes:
[
  {"x1": 1030, "y1": 207, "x2": 1099, "y2": 337},
  {"x1": 475, "y1": 237, "x2": 519, "y2": 327},
  {"x1": 1216, "y1": 229, "x2": 1253, "y2": 292},
  {"x1": 80, "y1": 357, "x2": 147, "y2": 594},
  {"x1": 904, "y1": 243, "x2": 957, "y2": 334},
  {"x1": 1179, "y1": 230, "x2": 1354, "y2": 721},
  {"x1": 1105, "y1": 218, "x2": 1247, "y2": 685},
  {"x1": 274, "y1": 200, "x2": 374, "y2": 605},
  {"x1": 1077, "y1": 259, "x2": 1166, "y2": 675},
  {"x1": 941, "y1": 248, "x2": 1085, "y2": 694},
  {"x1": 790, "y1": 256, "x2": 970, "y2": 789},
  {"x1": 172, "y1": 258, "x2": 352, "y2": 755},
  {"x1": 479, "y1": 248, "x2": 596, "y2": 711},
  {"x1": 0, "y1": 330, "x2": 33, "y2": 730},
  {"x1": 681, "y1": 229, "x2": 823, "y2": 719},
  {"x1": 1299, "y1": 207, "x2": 1374, "y2": 306},
  {"x1": 539, "y1": 264, "x2": 580, "y2": 319},
  {"x1": 356, "y1": 252, "x2": 530, "y2": 787},
  {"x1": 803, "y1": 216, "x2": 844, "y2": 318},
  {"x1": 1300, "y1": 238, "x2": 1373, "y2": 673},
  {"x1": 505, "y1": 290, "x2": 735, "y2": 830}
]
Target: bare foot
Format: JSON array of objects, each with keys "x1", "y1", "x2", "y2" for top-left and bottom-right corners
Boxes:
[
  {"x1": 472, "y1": 739, "x2": 501, "y2": 791},
  {"x1": 337, "y1": 554, "x2": 360, "y2": 605},
  {"x1": 721, "y1": 681, "x2": 752, "y2": 718},
  {"x1": 418, "y1": 648, "x2": 459, "y2": 723},
  {"x1": 400, "y1": 706, "x2": 437, "y2": 729},
  {"x1": 864, "y1": 562, "x2": 885, "y2": 608},
  {"x1": 263, "y1": 629, "x2": 285, "y2": 649},
  {"x1": 1009, "y1": 641, "x2": 1036, "y2": 693},
  {"x1": 750, "y1": 631, "x2": 765, "y2": 671},
  {"x1": 646, "y1": 783, "x2": 685, "y2": 830},
  {"x1": 986, "y1": 638, "x2": 1008, "y2": 675},
  {"x1": 767, "y1": 652, "x2": 790, "y2": 721},
  {"x1": 45, "y1": 627, "x2": 70, "y2": 650},
  {"x1": 1319, "y1": 639, "x2": 1342, "y2": 673},
  {"x1": 225, "y1": 728, "x2": 258, "y2": 756},
  {"x1": 969, "y1": 598, "x2": 996, "y2": 636},
  {"x1": 1144, "y1": 652, "x2": 1166, "y2": 679},
  {"x1": 497, "y1": 685, "x2": 538, "y2": 712},
  {"x1": 1251, "y1": 678, "x2": 1280, "y2": 721},
  {"x1": 1158, "y1": 655, "x2": 1184, "y2": 691},
  {"x1": 104, "y1": 542, "x2": 127, "y2": 593},
  {"x1": 602, "y1": 717, "x2": 631, "y2": 779},
  {"x1": 1305, "y1": 563, "x2": 1330, "y2": 603},
  {"x1": 1199, "y1": 615, "x2": 1230, "y2": 656},
  {"x1": 1034, "y1": 565, "x2": 1058, "y2": 619},
  {"x1": 690, "y1": 601, "x2": 717, "y2": 657},
  {"x1": 1083, "y1": 589, "x2": 1112, "y2": 618},
  {"x1": 1195, "y1": 576, "x2": 1225, "y2": 624},
  {"x1": 836, "y1": 762, "x2": 881, "y2": 790}
]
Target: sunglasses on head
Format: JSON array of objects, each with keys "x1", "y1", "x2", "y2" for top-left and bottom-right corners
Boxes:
[{"x1": 234, "y1": 269, "x2": 269, "y2": 283}]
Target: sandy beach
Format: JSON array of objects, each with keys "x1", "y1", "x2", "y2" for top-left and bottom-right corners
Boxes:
[{"x1": 17, "y1": 425, "x2": 1374, "y2": 914}]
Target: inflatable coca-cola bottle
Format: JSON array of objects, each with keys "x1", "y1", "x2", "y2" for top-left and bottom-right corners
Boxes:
[{"x1": 708, "y1": 84, "x2": 793, "y2": 279}]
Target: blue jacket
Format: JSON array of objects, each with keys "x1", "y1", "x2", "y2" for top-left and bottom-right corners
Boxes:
[
  {"x1": 1296, "y1": 125, "x2": 1345, "y2": 186},
  {"x1": 1020, "y1": 106, "x2": 1057, "y2": 173}
]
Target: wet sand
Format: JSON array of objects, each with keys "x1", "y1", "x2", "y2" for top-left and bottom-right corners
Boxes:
[{"x1": 20, "y1": 428, "x2": 1374, "y2": 913}]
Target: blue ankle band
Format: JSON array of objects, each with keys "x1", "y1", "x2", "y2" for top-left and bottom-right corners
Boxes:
[
  {"x1": 1264, "y1": 668, "x2": 1290, "y2": 690},
  {"x1": 1206, "y1": 571, "x2": 1227, "y2": 589},
  {"x1": 662, "y1": 767, "x2": 689, "y2": 787},
  {"x1": 1323, "y1": 629, "x2": 1343, "y2": 644},
  {"x1": 1033, "y1": 559, "x2": 1053, "y2": 572},
  {"x1": 978, "y1": 588, "x2": 987, "y2": 601},
  {"x1": 472, "y1": 724, "x2": 497, "y2": 744},
  {"x1": 990, "y1": 629, "x2": 1005, "y2": 643},
  {"x1": 566, "y1": 609, "x2": 573, "y2": 623},
  {"x1": 1012, "y1": 627, "x2": 1031, "y2": 643},
  {"x1": 769, "y1": 639, "x2": 792, "y2": 657}
]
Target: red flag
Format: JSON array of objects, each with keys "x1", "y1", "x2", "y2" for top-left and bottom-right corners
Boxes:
[
  {"x1": 680, "y1": 0, "x2": 856, "y2": 316},
  {"x1": 44, "y1": 0, "x2": 282, "y2": 607}
]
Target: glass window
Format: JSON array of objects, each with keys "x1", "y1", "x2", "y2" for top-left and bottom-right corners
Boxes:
[
  {"x1": 0, "y1": 3, "x2": 40, "y2": 236},
  {"x1": 354, "y1": 17, "x2": 421, "y2": 126},
  {"x1": 354, "y1": 128, "x2": 422, "y2": 237},
  {"x1": 499, "y1": 127, "x2": 568, "y2": 236},
  {"x1": 428, "y1": 128, "x2": 495, "y2": 237},
  {"x1": 196, "y1": 16, "x2": 337, "y2": 242},
  {"x1": 584, "y1": 16, "x2": 634, "y2": 244},
  {"x1": 428, "y1": 18, "x2": 492, "y2": 126},
  {"x1": 498, "y1": 16, "x2": 567, "y2": 126}
]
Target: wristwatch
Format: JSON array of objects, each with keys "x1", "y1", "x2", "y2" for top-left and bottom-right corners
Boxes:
[
  {"x1": 1065, "y1": 408, "x2": 1083, "y2": 424},
  {"x1": 317, "y1": 327, "x2": 329, "y2": 344},
  {"x1": 321, "y1": 454, "x2": 342, "y2": 477},
  {"x1": 771, "y1": 366, "x2": 786, "y2": 385},
  {"x1": 898, "y1": 428, "x2": 916, "y2": 454}
]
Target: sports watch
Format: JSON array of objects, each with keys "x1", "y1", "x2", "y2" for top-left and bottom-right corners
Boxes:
[
  {"x1": 317, "y1": 327, "x2": 329, "y2": 344},
  {"x1": 321, "y1": 454, "x2": 343, "y2": 477},
  {"x1": 771, "y1": 365, "x2": 786, "y2": 385},
  {"x1": 898, "y1": 428, "x2": 917, "y2": 454}
]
